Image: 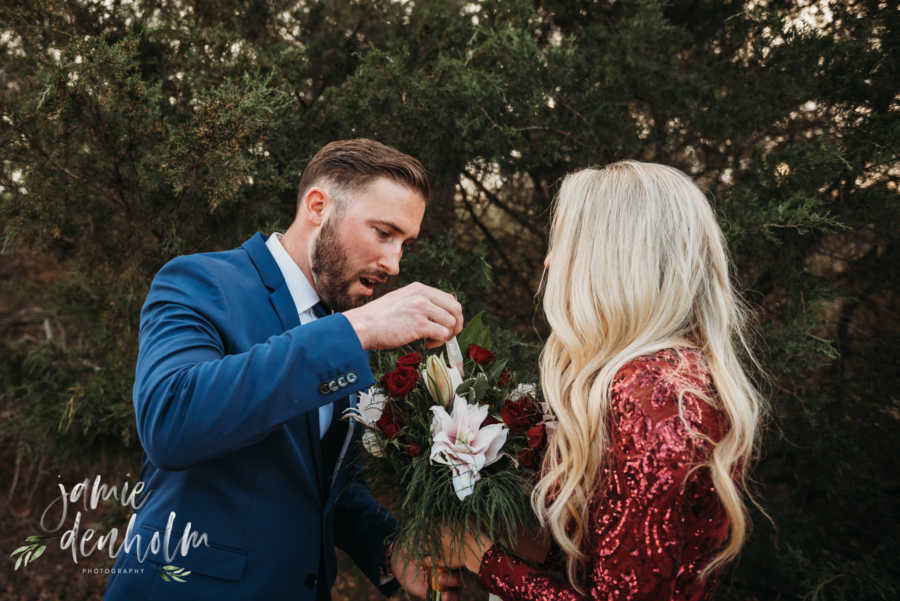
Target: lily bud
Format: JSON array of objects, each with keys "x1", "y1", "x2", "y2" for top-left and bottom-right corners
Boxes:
[{"x1": 423, "y1": 354, "x2": 454, "y2": 406}]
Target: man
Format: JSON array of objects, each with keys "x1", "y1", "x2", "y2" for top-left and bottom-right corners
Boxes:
[{"x1": 103, "y1": 139, "x2": 462, "y2": 600}]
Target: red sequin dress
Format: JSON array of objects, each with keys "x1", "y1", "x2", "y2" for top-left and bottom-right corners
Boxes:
[{"x1": 478, "y1": 347, "x2": 730, "y2": 601}]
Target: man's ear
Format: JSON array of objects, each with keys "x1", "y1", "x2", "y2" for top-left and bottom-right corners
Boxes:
[{"x1": 300, "y1": 187, "x2": 328, "y2": 226}]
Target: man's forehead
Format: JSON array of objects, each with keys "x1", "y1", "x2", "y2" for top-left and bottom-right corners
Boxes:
[{"x1": 350, "y1": 181, "x2": 424, "y2": 224}]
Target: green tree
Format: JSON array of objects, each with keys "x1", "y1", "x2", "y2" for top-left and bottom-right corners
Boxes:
[{"x1": 1, "y1": 1, "x2": 897, "y2": 599}]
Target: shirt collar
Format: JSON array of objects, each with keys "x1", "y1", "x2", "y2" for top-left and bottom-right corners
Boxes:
[{"x1": 265, "y1": 232, "x2": 320, "y2": 316}]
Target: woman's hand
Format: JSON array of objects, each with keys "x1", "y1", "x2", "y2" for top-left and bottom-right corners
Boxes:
[
  {"x1": 435, "y1": 527, "x2": 495, "y2": 574},
  {"x1": 435, "y1": 526, "x2": 549, "y2": 573},
  {"x1": 509, "y1": 528, "x2": 551, "y2": 565}
]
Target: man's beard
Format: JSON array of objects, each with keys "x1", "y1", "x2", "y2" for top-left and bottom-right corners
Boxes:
[{"x1": 310, "y1": 216, "x2": 385, "y2": 312}]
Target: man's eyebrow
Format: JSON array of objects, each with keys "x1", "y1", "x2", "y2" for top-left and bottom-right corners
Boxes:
[{"x1": 372, "y1": 219, "x2": 417, "y2": 239}]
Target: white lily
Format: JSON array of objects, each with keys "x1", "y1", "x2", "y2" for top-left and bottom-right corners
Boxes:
[{"x1": 430, "y1": 396, "x2": 508, "y2": 501}]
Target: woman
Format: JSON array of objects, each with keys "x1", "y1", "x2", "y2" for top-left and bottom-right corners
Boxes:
[{"x1": 441, "y1": 161, "x2": 765, "y2": 600}]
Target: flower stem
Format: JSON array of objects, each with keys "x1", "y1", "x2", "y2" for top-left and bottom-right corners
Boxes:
[{"x1": 427, "y1": 566, "x2": 443, "y2": 601}]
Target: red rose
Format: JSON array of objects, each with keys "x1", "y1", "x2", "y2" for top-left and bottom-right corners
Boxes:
[
  {"x1": 497, "y1": 369, "x2": 512, "y2": 388},
  {"x1": 527, "y1": 423, "x2": 547, "y2": 449},
  {"x1": 518, "y1": 448, "x2": 539, "y2": 469},
  {"x1": 406, "y1": 442, "x2": 421, "y2": 457},
  {"x1": 467, "y1": 344, "x2": 494, "y2": 365},
  {"x1": 375, "y1": 403, "x2": 403, "y2": 439},
  {"x1": 482, "y1": 415, "x2": 501, "y2": 427},
  {"x1": 380, "y1": 366, "x2": 418, "y2": 398},
  {"x1": 396, "y1": 352, "x2": 422, "y2": 368},
  {"x1": 501, "y1": 395, "x2": 541, "y2": 433}
]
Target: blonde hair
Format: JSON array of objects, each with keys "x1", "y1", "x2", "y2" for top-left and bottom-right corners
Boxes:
[{"x1": 532, "y1": 161, "x2": 764, "y2": 589}]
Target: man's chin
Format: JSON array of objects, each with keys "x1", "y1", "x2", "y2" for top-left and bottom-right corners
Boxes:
[
  {"x1": 347, "y1": 292, "x2": 371, "y2": 308},
  {"x1": 323, "y1": 280, "x2": 379, "y2": 312},
  {"x1": 327, "y1": 292, "x2": 367, "y2": 313}
]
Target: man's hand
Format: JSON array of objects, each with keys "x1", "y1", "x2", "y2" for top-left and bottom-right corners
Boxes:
[
  {"x1": 344, "y1": 282, "x2": 463, "y2": 350},
  {"x1": 391, "y1": 542, "x2": 461, "y2": 600}
]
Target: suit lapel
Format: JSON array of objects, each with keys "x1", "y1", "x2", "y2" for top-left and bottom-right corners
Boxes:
[
  {"x1": 242, "y1": 232, "x2": 328, "y2": 502},
  {"x1": 269, "y1": 285, "x2": 328, "y2": 496},
  {"x1": 242, "y1": 232, "x2": 284, "y2": 290},
  {"x1": 268, "y1": 284, "x2": 299, "y2": 331}
]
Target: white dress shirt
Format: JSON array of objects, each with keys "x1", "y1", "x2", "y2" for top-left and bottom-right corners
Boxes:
[{"x1": 265, "y1": 232, "x2": 333, "y2": 438}]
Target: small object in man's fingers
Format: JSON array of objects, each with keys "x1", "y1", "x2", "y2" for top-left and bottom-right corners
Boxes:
[{"x1": 446, "y1": 336, "x2": 464, "y2": 377}]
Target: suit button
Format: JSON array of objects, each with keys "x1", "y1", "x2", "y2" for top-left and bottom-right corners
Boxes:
[
  {"x1": 346, "y1": 371, "x2": 358, "y2": 384},
  {"x1": 328, "y1": 379, "x2": 339, "y2": 392},
  {"x1": 337, "y1": 376, "x2": 347, "y2": 388},
  {"x1": 304, "y1": 573, "x2": 317, "y2": 588},
  {"x1": 319, "y1": 382, "x2": 330, "y2": 395}
]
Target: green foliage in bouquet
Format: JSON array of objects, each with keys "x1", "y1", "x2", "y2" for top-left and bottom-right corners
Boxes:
[{"x1": 353, "y1": 316, "x2": 549, "y2": 561}]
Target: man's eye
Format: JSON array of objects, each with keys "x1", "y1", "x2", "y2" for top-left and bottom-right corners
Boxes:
[{"x1": 375, "y1": 228, "x2": 390, "y2": 239}]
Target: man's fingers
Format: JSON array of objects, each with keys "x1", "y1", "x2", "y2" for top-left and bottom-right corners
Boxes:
[
  {"x1": 413, "y1": 285, "x2": 463, "y2": 328},
  {"x1": 423, "y1": 302, "x2": 457, "y2": 332},
  {"x1": 347, "y1": 282, "x2": 464, "y2": 350},
  {"x1": 421, "y1": 322, "x2": 452, "y2": 346},
  {"x1": 413, "y1": 285, "x2": 463, "y2": 339}
]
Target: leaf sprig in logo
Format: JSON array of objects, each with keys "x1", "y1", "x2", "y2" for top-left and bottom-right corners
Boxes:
[
  {"x1": 158, "y1": 564, "x2": 191, "y2": 583},
  {"x1": 9, "y1": 535, "x2": 47, "y2": 570}
]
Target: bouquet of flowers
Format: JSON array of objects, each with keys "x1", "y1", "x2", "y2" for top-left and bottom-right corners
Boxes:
[{"x1": 344, "y1": 317, "x2": 553, "y2": 599}]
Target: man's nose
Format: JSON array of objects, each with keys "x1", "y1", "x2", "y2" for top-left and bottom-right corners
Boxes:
[{"x1": 379, "y1": 246, "x2": 401, "y2": 276}]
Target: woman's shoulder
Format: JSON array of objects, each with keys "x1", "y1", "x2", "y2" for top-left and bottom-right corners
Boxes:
[
  {"x1": 608, "y1": 346, "x2": 726, "y2": 444},
  {"x1": 612, "y1": 347, "x2": 713, "y2": 395}
]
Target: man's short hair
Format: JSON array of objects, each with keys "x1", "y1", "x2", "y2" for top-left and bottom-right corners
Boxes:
[{"x1": 297, "y1": 139, "x2": 430, "y2": 207}]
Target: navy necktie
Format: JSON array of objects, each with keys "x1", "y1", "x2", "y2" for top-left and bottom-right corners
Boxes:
[{"x1": 312, "y1": 301, "x2": 331, "y2": 319}]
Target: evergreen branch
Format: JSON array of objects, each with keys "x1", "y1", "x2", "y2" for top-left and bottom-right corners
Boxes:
[
  {"x1": 10, "y1": 125, "x2": 80, "y2": 181},
  {"x1": 461, "y1": 167, "x2": 546, "y2": 241},
  {"x1": 457, "y1": 182, "x2": 520, "y2": 278},
  {"x1": 516, "y1": 125, "x2": 576, "y2": 142}
]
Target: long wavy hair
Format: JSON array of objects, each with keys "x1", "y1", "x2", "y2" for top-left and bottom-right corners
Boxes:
[{"x1": 532, "y1": 161, "x2": 765, "y2": 589}]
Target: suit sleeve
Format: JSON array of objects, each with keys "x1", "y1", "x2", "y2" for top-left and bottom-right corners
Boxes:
[{"x1": 133, "y1": 256, "x2": 375, "y2": 471}]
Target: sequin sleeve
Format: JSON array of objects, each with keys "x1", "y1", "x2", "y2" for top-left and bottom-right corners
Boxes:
[{"x1": 477, "y1": 348, "x2": 729, "y2": 601}]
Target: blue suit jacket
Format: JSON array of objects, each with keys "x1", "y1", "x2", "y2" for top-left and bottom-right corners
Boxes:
[{"x1": 103, "y1": 233, "x2": 398, "y2": 601}]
